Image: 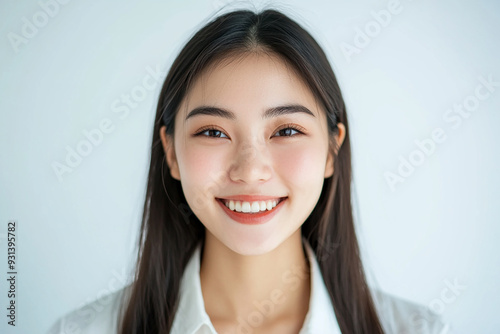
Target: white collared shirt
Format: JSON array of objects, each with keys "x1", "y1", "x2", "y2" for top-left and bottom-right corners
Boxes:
[{"x1": 47, "y1": 238, "x2": 451, "y2": 334}]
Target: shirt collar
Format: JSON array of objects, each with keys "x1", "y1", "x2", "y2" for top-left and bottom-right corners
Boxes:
[
  {"x1": 171, "y1": 237, "x2": 341, "y2": 334},
  {"x1": 299, "y1": 236, "x2": 341, "y2": 333},
  {"x1": 170, "y1": 241, "x2": 216, "y2": 334}
]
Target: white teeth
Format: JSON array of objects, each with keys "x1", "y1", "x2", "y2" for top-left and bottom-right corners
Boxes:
[
  {"x1": 224, "y1": 199, "x2": 281, "y2": 213},
  {"x1": 251, "y1": 202, "x2": 260, "y2": 213},
  {"x1": 241, "y1": 202, "x2": 251, "y2": 213}
]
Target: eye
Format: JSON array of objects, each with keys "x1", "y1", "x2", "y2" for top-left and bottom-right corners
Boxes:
[
  {"x1": 273, "y1": 124, "x2": 305, "y2": 137},
  {"x1": 194, "y1": 127, "x2": 229, "y2": 139}
]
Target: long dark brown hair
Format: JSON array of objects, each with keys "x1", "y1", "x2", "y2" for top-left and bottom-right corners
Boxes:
[{"x1": 118, "y1": 8, "x2": 384, "y2": 333}]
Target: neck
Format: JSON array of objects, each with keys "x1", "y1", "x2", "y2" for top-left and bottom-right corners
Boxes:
[{"x1": 199, "y1": 229, "x2": 311, "y2": 329}]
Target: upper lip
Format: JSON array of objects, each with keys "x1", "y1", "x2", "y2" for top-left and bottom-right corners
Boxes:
[{"x1": 216, "y1": 195, "x2": 287, "y2": 202}]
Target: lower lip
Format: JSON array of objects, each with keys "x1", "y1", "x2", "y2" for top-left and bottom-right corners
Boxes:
[{"x1": 216, "y1": 198, "x2": 287, "y2": 225}]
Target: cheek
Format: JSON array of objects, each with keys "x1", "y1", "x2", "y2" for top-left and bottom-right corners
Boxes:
[
  {"x1": 273, "y1": 143, "x2": 327, "y2": 191},
  {"x1": 178, "y1": 143, "x2": 227, "y2": 200}
]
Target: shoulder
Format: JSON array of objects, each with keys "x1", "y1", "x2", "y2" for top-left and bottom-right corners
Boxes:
[
  {"x1": 46, "y1": 284, "x2": 132, "y2": 334},
  {"x1": 371, "y1": 289, "x2": 451, "y2": 334}
]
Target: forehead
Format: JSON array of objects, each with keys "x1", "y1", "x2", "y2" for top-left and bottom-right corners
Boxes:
[{"x1": 178, "y1": 52, "x2": 322, "y2": 118}]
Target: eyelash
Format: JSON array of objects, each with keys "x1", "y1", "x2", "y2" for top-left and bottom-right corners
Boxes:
[{"x1": 193, "y1": 123, "x2": 306, "y2": 139}]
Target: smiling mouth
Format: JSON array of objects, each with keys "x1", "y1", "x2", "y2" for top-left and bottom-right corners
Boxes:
[{"x1": 216, "y1": 197, "x2": 287, "y2": 214}]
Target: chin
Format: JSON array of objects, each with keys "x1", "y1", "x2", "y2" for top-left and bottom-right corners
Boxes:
[
  {"x1": 218, "y1": 232, "x2": 284, "y2": 256},
  {"x1": 229, "y1": 246, "x2": 275, "y2": 257}
]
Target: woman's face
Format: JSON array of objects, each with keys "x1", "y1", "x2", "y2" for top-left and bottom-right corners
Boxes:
[{"x1": 160, "y1": 52, "x2": 345, "y2": 255}]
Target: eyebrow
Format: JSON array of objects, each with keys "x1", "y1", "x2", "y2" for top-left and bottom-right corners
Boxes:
[{"x1": 184, "y1": 104, "x2": 316, "y2": 122}]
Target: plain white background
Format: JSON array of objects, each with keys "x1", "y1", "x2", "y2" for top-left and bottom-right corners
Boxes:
[{"x1": 0, "y1": 0, "x2": 499, "y2": 333}]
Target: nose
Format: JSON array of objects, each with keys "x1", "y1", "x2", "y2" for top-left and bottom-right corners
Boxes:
[{"x1": 228, "y1": 137, "x2": 272, "y2": 184}]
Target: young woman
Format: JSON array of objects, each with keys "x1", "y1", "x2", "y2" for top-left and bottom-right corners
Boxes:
[{"x1": 48, "y1": 8, "x2": 450, "y2": 334}]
